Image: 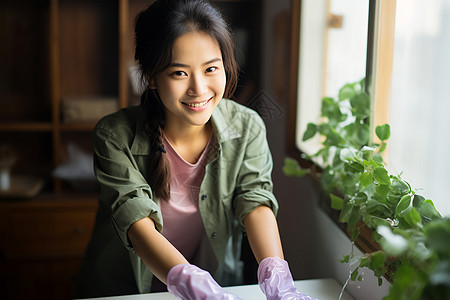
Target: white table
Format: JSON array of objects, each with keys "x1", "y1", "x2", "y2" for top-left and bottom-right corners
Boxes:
[{"x1": 81, "y1": 278, "x2": 353, "y2": 300}]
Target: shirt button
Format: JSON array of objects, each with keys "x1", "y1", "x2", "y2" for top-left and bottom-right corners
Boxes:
[
  {"x1": 201, "y1": 194, "x2": 207, "y2": 200},
  {"x1": 211, "y1": 232, "x2": 217, "y2": 239}
]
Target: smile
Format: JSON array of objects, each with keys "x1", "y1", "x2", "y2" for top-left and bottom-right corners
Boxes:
[{"x1": 182, "y1": 97, "x2": 212, "y2": 108}]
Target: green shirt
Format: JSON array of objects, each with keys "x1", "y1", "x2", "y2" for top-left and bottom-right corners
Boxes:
[{"x1": 77, "y1": 99, "x2": 278, "y2": 297}]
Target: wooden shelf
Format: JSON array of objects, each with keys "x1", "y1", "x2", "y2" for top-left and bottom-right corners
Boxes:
[
  {"x1": 60, "y1": 122, "x2": 96, "y2": 132},
  {"x1": 0, "y1": 122, "x2": 52, "y2": 132},
  {"x1": 0, "y1": 122, "x2": 96, "y2": 132}
]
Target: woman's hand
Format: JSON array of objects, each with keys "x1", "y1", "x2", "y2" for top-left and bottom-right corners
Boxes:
[
  {"x1": 257, "y1": 257, "x2": 317, "y2": 300},
  {"x1": 244, "y1": 207, "x2": 317, "y2": 300},
  {"x1": 128, "y1": 217, "x2": 241, "y2": 299},
  {"x1": 167, "y1": 264, "x2": 242, "y2": 300}
]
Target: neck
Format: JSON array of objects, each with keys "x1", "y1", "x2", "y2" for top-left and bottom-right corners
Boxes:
[
  {"x1": 163, "y1": 121, "x2": 213, "y2": 164},
  {"x1": 164, "y1": 121, "x2": 212, "y2": 147}
]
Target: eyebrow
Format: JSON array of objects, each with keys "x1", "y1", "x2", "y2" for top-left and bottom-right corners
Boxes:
[{"x1": 168, "y1": 57, "x2": 222, "y2": 68}]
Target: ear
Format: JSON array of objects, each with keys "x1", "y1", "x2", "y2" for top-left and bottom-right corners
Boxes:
[{"x1": 148, "y1": 78, "x2": 157, "y2": 90}]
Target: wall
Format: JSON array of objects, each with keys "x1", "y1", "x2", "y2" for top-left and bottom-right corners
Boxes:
[{"x1": 256, "y1": 0, "x2": 391, "y2": 299}]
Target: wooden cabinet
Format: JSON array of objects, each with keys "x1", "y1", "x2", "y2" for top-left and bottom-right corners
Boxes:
[
  {"x1": 0, "y1": 196, "x2": 98, "y2": 300},
  {"x1": 0, "y1": 0, "x2": 262, "y2": 299}
]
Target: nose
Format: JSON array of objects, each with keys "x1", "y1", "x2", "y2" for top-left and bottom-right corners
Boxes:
[{"x1": 187, "y1": 73, "x2": 208, "y2": 97}]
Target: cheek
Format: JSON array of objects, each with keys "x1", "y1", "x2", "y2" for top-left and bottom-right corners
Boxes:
[
  {"x1": 157, "y1": 81, "x2": 181, "y2": 102},
  {"x1": 216, "y1": 72, "x2": 227, "y2": 94}
]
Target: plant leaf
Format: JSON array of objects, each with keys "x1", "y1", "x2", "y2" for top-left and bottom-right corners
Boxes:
[
  {"x1": 348, "y1": 207, "x2": 362, "y2": 232},
  {"x1": 340, "y1": 255, "x2": 350, "y2": 263},
  {"x1": 375, "y1": 124, "x2": 391, "y2": 141},
  {"x1": 390, "y1": 177, "x2": 411, "y2": 195},
  {"x1": 424, "y1": 218, "x2": 450, "y2": 255},
  {"x1": 339, "y1": 203, "x2": 354, "y2": 223},
  {"x1": 350, "y1": 93, "x2": 371, "y2": 118},
  {"x1": 282, "y1": 158, "x2": 309, "y2": 177},
  {"x1": 412, "y1": 194, "x2": 425, "y2": 208},
  {"x1": 395, "y1": 195, "x2": 411, "y2": 216},
  {"x1": 359, "y1": 256, "x2": 371, "y2": 268},
  {"x1": 355, "y1": 123, "x2": 370, "y2": 146},
  {"x1": 402, "y1": 207, "x2": 422, "y2": 227},
  {"x1": 419, "y1": 199, "x2": 442, "y2": 220},
  {"x1": 345, "y1": 161, "x2": 364, "y2": 173},
  {"x1": 373, "y1": 167, "x2": 390, "y2": 185},
  {"x1": 302, "y1": 123, "x2": 318, "y2": 141},
  {"x1": 351, "y1": 226, "x2": 360, "y2": 241},
  {"x1": 360, "y1": 172, "x2": 373, "y2": 187},
  {"x1": 330, "y1": 193, "x2": 344, "y2": 210},
  {"x1": 351, "y1": 268, "x2": 359, "y2": 281},
  {"x1": 354, "y1": 192, "x2": 368, "y2": 205},
  {"x1": 369, "y1": 251, "x2": 386, "y2": 270},
  {"x1": 324, "y1": 127, "x2": 345, "y2": 146},
  {"x1": 321, "y1": 97, "x2": 345, "y2": 123},
  {"x1": 375, "y1": 184, "x2": 390, "y2": 199},
  {"x1": 339, "y1": 83, "x2": 356, "y2": 101},
  {"x1": 366, "y1": 199, "x2": 392, "y2": 218}
]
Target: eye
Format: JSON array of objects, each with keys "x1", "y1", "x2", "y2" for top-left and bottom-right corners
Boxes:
[
  {"x1": 172, "y1": 70, "x2": 187, "y2": 77},
  {"x1": 205, "y1": 66, "x2": 217, "y2": 73}
]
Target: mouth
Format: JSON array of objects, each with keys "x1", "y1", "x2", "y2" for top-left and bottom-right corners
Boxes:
[{"x1": 182, "y1": 97, "x2": 212, "y2": 108}]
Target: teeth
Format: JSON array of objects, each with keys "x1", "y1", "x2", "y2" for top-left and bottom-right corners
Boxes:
[{"x1": 185, "y1": 99, "x2": 210, "y2": 108}]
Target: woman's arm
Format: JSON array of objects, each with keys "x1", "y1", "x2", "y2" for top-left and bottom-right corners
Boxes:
[
  {"x1": 128, "y1": 217, "x2": 242, "y2": 299},
  {"x1": 128, "y1": 217, "x2": 188, "y2": 284},
  {"x1": 243, "y1": 205, "x2": 284, "y2": 263}
]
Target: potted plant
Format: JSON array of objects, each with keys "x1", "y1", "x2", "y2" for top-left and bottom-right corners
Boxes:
[{"x1": 284, "y1": 79, "x2": 450, "y2": 300}]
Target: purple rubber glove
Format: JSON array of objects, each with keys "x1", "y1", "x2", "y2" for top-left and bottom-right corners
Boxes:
[
  {"x1": 257, "y1": 257, "x2": 318, "y2": 300},
  {"x1": 167, "y1": 264, "x2": 242, "y2": 300}
]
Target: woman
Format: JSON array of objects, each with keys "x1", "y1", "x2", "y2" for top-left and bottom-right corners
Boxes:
[{"x1": 75, "y1": 1, "x2": 315, "y2": 299}]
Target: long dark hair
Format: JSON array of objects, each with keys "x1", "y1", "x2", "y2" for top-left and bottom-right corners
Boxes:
[{"x1": 134, "y1": 0, "x2": 239, "y2": 201}]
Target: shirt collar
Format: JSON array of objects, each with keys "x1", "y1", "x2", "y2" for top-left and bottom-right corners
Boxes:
[{"x1": 211, "y1": 99, "x2": 242, "y2": 143}]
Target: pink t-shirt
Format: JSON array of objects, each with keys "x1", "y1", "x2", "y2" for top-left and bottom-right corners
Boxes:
[{"x1": 159, "y1": 136, "x2": 210, "y2": 261}]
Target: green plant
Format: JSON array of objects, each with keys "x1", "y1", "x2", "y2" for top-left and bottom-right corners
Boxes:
[{"x1": 284, "y1": 79, "x2": 450, "y2": 299}]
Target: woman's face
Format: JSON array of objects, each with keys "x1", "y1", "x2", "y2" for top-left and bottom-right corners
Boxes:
[{"x1": 154, "y1": 31, "x2": 226, "y2": 129}]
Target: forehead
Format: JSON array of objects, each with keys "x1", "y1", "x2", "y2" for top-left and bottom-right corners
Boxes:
[{"x1": 171, "y1": 31, "x2": 222, "y2": 64}]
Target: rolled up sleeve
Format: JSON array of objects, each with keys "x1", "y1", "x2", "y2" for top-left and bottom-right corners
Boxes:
[
  {"x1": 233, "y1": 113, "x2": 279, "y2": 229},
  {"x1": 93, "y1": 126, "x2": 163, "y2": 249}
]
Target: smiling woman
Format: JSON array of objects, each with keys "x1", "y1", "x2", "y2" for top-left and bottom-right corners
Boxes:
[{"x1": 74, "y1": 1, "x2": 316, "y2": 299}]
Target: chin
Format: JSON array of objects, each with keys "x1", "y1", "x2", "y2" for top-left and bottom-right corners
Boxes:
[{"x1": 189, "y1": 117, "x2": 213, "y2": 127}]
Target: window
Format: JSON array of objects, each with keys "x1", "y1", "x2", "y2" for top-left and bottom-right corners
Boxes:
[
  {"x1": 290, "y1": 0, "x2": 450, "y2": 217},
  {"x1": 288, "y1": 0, "x2": 379, "y2": 254},
  {"x1": 294, "y1": 0, "x2": 370, "y2": 159},
  {"x1": 386, "y1": 0, "x2": 450, "y2": 217}
]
